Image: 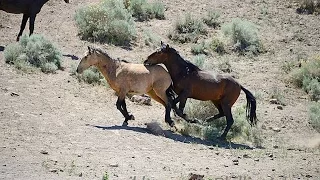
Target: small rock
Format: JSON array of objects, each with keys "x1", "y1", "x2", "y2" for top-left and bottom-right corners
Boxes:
[
  {"x1": 267, "y1": 153, "x2": 274, "y2": 158},
  {"x1": 243, "y1": 154, "x2": 250, "y2": 158},
  {"x1": 272, "y1": 127, "x2": 281, "y2": 132},
  {"x1": 215, "y1": 152, "x2": 220, "y2": 155},
  {"x1": 49, "y1": 169, "x2": 58, "y2": 173},
  {"x1": 188, "y1": 173, "x2": 204, "y2": 180},
  {"x1": 40, "y1": 150, "x2": 48, "y2": 155},
  {"x1": 206, "y1": 167, "x2": 209, "y2": 170},
  {"x1": 254, "y1": 158, "x2": 260, "y2": 162},
  {"x1": 269, "y1": 99, "x2": 279, "y2": 104},
  {"x1": 224, "y1": 165, "x2": 229, "y2": 167},
  {"x1": 272, "y1": 169, "x2": 275, "y2": 171},
  {"x1": 3, "y1": 164, "x2": 6, "y2": 166},
  {"x1": 10, "y1": 92, "x2": 19, "y2": 97},
  {"x1": 261, "y1": 124, "x2": 267, "y2": 130},
  {"x1": 79, "y1": 172, "x2": 83, "y2": 177},
  {"x1": 232, "y1": 159, "x2": 239, "y2": 165},
  {"x1": 130, "y1": 94, "x2": 151, "y2": 105},
  {"x1": 109, "y1": 163, "x2": 119, "y2": 167},
  {"x1": 277, "y1": 105, "x2": 283, "y2": 110},
  {"x1": 77, "y1": 154, "x2": 82, "y2": 157},
  {"x1": 273, "y1": 145, "x2": 279, "y2": 149},
  {"x1": 306, "y1": 175, "x2": 312, "y2": 178}
]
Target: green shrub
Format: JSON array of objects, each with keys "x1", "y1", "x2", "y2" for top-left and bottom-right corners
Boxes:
[
  {"x1": 4, "y1": 34, "x2": 62, "y2": 73},
  {"x1": 218, "y1": 59, "x2": 232, "y2": 73},
  {"x1": 191, "y1": 41, "x2": 208, "y2": 55},
  {"x1": 290, "y1": 56, "x2": 320, "y2": 101},
  {"x1": 192, "y1": 54, "x2": 206, "y2": 68},
  {"x1": 203, "y1": 10, "x2": 221, "y2": 28},
  {"x1": 296, "y1": 0, "x2": 320, "y2": 14},
  {"x1": 75, "y1": 0, "x2": 136, "y2": 45},
  {"x1": 310, "y1": 102, "x2": 320, "y2": 132},
  {"x1": 70, "y1": 65, "x2": 106, "y2": 85},
  {"x1": 209, "y1": 37, "x2": 225, "y2": 55},
  {"x1": 130, "y1": 0, "x2": 165, "y2": 21},
  {"x1": 222, "y1": 19, "x2": 263, "y2": 55},
  {"x1": 143, "y1": 29, "x2": 161, "y2": 47},
  {"x1": 169, "y1": 13, "x2": 207, "y2": 43},
  {"x1": 184, "y1": 99, "x2": 218, "y2": 120}
]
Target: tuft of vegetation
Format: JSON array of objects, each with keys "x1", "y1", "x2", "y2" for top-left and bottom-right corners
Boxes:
[
  {"x1": 309, "y1": 102, "x2": 320, "y2": 132},
  {"x1": 169, "y1": 13, "x2": 207, "y2": 43},
  {"x1": 191, "y1": 41, "x2": 208, "y2": 55},
  {"x1": 203, "y1": 10, "x2": 221, "y2": 28},
  {"x1": 290, "y1": 56, "x2": 320, "y2": 101},
  {"x1": 191, "y1": 54, "x2": 206, "y2": 69},
  {"x1": 209, "y1": 37, "x2": 225, "y2": 55},
  {"x1": 143, "y1": 29, "x2": 161, "y2": 48},
  {"x1": 222, "y1": 19, "x2": 263, "y2": 55},
  {"x1": 218, "y1": 59, "x2": 232, "y2": 73},
  {"x1": 75, "y1": 0, "x2": 136, "y2": 45},
  {"x1": 129, "y1": 0, "x2": 165, "y2": 21},
  {"x1": 182, "y1": 101, "x2": 261, "y2": 143},
  {"x1": 4, "y1": 34, "x2": 62, "y2": 73},
  {"x1": 296, "y1": 0, "x2": 320, "y2": 14},
  {"x1": 269, "y1": 87, "x2": 286, "y2": 105},
  {"x1": 70, "y1": 65, "x2": 107, "y2": 85},
  {"x1": 102, "y1": 171, "x2": 109, "y2": 180}
]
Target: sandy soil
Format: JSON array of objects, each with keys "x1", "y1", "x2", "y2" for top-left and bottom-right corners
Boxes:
[{"x1": 0, "y1": 0, "x2": 319, "y2": 179}]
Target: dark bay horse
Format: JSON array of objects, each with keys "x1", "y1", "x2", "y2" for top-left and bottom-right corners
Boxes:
[
  {"x1": 77, "y1": 47, "x2": 175, "y2": 127},
  {"x1": 144, "y1": 42, "x2": 257, "y2": 140},
  {"x1": 0, "y1": 0, "x2": 69, "y2": 41}
]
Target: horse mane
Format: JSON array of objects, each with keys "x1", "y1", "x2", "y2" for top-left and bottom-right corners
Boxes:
[
  {"x1": 91, "y1": 47, "x2": 130, "y2": 63},
  {"x1": 167, "y1": 47, "x2": 201, "y2": 72}
]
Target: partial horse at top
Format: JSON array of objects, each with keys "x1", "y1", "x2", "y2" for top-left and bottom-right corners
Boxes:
[
  {"x1": 144, "y1": 42, "x2": 257, "y2": 140},
  {"x1": 0, "y1": 0, "x2": 69, "y2": 41}
]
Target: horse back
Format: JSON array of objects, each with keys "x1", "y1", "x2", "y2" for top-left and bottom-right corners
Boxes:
[{"x1": 0, "y1": 0, "x2": 43, "y2": 14}]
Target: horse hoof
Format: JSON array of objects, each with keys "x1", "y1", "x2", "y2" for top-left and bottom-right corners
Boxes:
[
  {"x1": 122, "y1": 121, "x2": 128, "y2": 126},
  {"x1": 130, "y1": 115, "x2": 135, "y2": 120}
]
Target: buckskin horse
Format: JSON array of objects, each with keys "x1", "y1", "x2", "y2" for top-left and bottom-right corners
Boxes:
[
  {"x1": 0, "y1": 0, "x2": 69, "y2": 41},
  {"x1": 77, "y1": 46, "x2": 176, "y2": 127},
  {"x1": 144, "y1": 42, "x2": 257, "y2": 140}
]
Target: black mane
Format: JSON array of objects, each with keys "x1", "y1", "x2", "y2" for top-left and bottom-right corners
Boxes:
[{"x1": 166, "y1": 47, "x2": 201, "y2": 73}]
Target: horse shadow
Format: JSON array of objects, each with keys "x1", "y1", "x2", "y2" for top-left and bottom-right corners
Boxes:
[
  {"x1": 0, "y1": 46, "x2": 5, "y2": 52},
  {"x1": 91, "y1": 124, "x2": 255, "y2": 150}
]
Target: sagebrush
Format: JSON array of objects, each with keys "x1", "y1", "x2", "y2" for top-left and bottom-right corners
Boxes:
[
  {"x1": 4, "y1": 34, "x2": 62, "y2": 73},
  {"x1": 70, "y1": 64, "x2": 107, "y2": 85},
  {"x1": 75, "y1": 0, "x2": 136, "y2": 45},
  {"x1": 129, "y1": 0, "x2": 165, "y2": 21},
  {"x1": 203, "y1": 10, "x2": 221, "y2": 28},
  {"x1": 169, "y1": 13, "x2": 207, "y2": 43},
  {"x1": 290, "y1": 56, "x2": 320, "y2": 101},
  {"x1": 296, "y1": 0, "x2": 320, "y2": 14},
  {"x1": 309, "y1": 102, "x2": 320, "y2": 132},
  {"x1": 222, "y1": 19, "x2": 263, "y2": 55}
]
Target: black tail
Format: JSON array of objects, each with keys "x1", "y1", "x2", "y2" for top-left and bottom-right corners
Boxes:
[{"x1": 241, "y1": 86, "x2": 257, "y2": 126}]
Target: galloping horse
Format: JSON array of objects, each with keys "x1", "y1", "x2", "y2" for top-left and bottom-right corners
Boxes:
[
  {"x1": 77, "y1": 46, "x2": 175, "y2": 127},
  {"x1": 144, "y1": 42, "x2": 257, "y2": 140},
  {"x1": 0, "y1": 0, "x2": 69, "y2": 41}
]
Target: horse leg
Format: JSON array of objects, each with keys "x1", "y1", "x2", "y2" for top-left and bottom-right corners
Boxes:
[
  {"x1": 206, "y1": 101, "x2": 225, "y2": 122},
  {"x1": 29, "y1": 14, "x2": 36, "y2": 36},
  {"x1": 173, "y1": 90, "x2": 190, "y2": 119},
  {"x1": 148, "y1": 90, "x2": 174, "y2": 127},
  {"x1": 116, "y1": 97, "x2": 134, "y2": 126},
  {"x1": 17, "y1": 14, "x2": 29, "y2": 41},
  {"x1": 219, "y1": 104, "x2": 234, "y2": 140}
]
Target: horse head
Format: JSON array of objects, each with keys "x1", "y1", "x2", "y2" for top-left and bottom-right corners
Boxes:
[
  {"x1": 144, "y1": 42, "x2": 176, "y2": 65},
  {"x1": 77, "y1": 46, "x2": 99, "y2": 73}
]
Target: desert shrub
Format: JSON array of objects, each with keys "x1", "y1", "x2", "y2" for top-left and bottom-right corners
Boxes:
[
  {"x1": 70, "y1": 64, "x2": 107, "y2": 85},
  {"x1": 269, "y1": 87, "x2": 286, "y2": 105},
  {"x1": 191, "y1": 54, "x2": 206, "y2": 69},
  {"x1": 184, "y1": 99, "x2": 218, "y2": 120},
  {"x1": 290, "y1": 56, "x2": 320, "y2": 101},
  {"x1": 130, "y1": 0, "x2": 165, "y2": 21},
  {"x1": 218, "y1": 59, "x2": 232, "y2": 73},
  {"x1": 296, "y1": 0, "x2": 320, "y2": 14},
  {"x1": 203, "y1": 10, "x2": 221, "y2": 28},
  {"x1": 309, "y1": 102, "x2": 320, "y2": 132},
  {"x1": 75, "y1": 0, "x2": 136, "y2": 45},
  {"x1": 222, "y1": 19, "x2": 263, "y2": 55},
  {"x1": 169, "y1": 13, "x2": 207, "y2": 43},
  {"x1": 143, "y1": 29, "x2": 161, "y2": 47},
  {"x1": 4, "y1": 34, "x2": 62, "y2": 73},
  {"x1": 191, "y1": 41, "x2": 208, "y2": 55},
  {"x1": 209, "y1": 37, "x2": 225, "y2": 55}
]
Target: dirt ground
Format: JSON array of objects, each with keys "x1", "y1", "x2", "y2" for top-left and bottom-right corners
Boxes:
[{"x1": 0, "y1": 0, "x2": 319, "y2": 179}]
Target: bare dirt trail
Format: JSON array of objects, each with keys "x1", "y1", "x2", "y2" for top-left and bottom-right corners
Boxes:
[{"x1": 0, "y1": 0, "x2": 320, "y2": 179}]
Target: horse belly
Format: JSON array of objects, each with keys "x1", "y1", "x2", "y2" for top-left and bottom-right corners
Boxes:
[{"x1": 0, "y1": 1, "x2": 29, "y2": 14}]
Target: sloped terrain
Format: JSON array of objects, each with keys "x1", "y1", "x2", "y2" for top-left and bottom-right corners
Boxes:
[{"x1": 0, "y1": 0, "x2": 319, "y2": 179}]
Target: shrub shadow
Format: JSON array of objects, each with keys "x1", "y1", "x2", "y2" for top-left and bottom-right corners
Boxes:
[
  {"x1": 63, "y1": 54, "x2": 79, "y2": 60},
  {"x1": 91, "y1": 124, "x2": 256, "y2": 150},
  {"x1": 0, "y1": 46, "x2": 5, "y2": 52}
]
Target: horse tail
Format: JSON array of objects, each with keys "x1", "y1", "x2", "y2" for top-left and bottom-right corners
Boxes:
[{"x1": 241, "y1": 86, "x2": 257, "y2": 126}]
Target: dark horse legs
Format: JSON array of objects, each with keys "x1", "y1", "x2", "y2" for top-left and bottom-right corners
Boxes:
[
  {"x1": 17, "y1": 14, "x2": 36, "y2": 41},
  {"x1": 116, "y1": 98, "x2": 134, "y2": 126}
]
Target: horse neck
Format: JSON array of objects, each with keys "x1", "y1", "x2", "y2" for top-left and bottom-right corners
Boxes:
[
  {"x1": 163, "y1": 54, "x2": 188, "y2": 82},
  {"x1": 95, "y1": 54, "x2": 118, "y2": 85}
]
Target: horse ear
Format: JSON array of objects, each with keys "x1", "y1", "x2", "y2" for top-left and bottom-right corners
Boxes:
[{"x1": 88, "y1": 46, "x2": 91, "y2": 54}]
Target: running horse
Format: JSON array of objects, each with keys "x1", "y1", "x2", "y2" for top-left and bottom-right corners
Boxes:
[
  {"x1": 77, "y1": 46, "x2": 176, "y2": 127},
  {"x1": 0, "y1": 0, "x2": 69, "y2": 41},
  {"x1": 144, "y1": 42, "x2": 257, "y2": 140}
]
